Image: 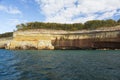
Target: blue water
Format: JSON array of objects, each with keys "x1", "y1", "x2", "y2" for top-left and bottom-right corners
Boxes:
[{"x1": 0, "y1": 49, "x2": 120, "y2": 80}]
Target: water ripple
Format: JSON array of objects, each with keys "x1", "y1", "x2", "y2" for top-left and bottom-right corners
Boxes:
[{"x1": 0, "y1": 50, "x2": 120, "y2": 80}]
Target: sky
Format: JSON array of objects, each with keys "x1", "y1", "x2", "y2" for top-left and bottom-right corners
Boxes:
[{"x1": 0, "y1": 0, "x2": 120, "y2": 33}]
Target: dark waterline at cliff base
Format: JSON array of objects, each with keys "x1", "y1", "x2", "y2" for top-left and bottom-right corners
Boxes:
[{"x1": 0, "y1": 49, "x2": 120, "y2": 80}]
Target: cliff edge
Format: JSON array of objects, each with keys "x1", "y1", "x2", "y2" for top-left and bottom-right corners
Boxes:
[{"x1": 0, "y1": 25, "x2": 120, "y2": 50}]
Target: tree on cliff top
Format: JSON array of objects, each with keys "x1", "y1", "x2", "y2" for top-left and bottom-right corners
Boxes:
[
  {"x1": 117, "y1": 19, "x2": 120, "y2": 24},
  {"x1": 16, "y1": 19, "x2": 118, "y2": 31},
  {"x1": 84, "y1": 19, "x2": 117, "y2": 30},
  {"x1": 0, "y1": 32, "x2": 13, "y2": 38}
]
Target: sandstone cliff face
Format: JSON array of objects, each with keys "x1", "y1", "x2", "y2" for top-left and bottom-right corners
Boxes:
[
  {"x1": 8, "y1": 31, "x2": 56, "y2": 50},
  {"x1": 51, "y1": 30, "x2": 120, "y2": 49},
  {"x1": 0, "y1": 37, "x2": 12, "y2": 49},
  {"x1": 0, "y1": 29, "x2": 120, "y2": 50}
]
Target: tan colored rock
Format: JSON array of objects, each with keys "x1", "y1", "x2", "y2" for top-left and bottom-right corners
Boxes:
[
  {"x1": 0, "y1": 28, "x2": 120, "y2": 50},
  {"x1": 38, "y1": 40, "x2": 54, "y2": 50}
]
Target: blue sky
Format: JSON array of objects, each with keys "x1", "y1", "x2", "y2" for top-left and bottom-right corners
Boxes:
[{"x1": 0, "y1": 0, "x2": 120, "y2": 33}]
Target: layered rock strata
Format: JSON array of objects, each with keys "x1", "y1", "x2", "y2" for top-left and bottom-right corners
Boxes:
[{"x1": 0, "y1": 27, "x2": 120, "y2": 50}]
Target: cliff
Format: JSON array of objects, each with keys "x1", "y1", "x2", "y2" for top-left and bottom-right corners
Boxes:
[
  {"x1": 0, "y1": 37, "x2": 12, "y2": 49},
  {"x1": 0, "y1": 26, "x2": 120, "y2": 50}
]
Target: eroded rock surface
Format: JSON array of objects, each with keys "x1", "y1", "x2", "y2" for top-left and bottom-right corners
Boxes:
[{"x1": 0, "y1": 28, "x2": 120, "y2": 50}]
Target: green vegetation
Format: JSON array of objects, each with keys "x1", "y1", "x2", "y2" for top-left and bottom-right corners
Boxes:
[
  {"x1": 16, "y1": 22, "x2": 84, "y2": 31},
  {"x1": 0, "y1": 32, "x2": 13, "y2": 38},
  {"x1": 117, "y1": 19, "x2": 120, "y2": 25},
  {"x1": 16, "y1": 19, "x2": 120, "y2": 31},
  {"x1": 84, "y1": 19, "x2": 117, "y2": 29},
  {"x1": 0, "y1": 19, "x2": 120, "y2": 38}
]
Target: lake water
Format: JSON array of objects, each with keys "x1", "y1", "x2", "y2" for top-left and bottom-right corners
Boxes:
[{"x1": 0, "y1": 49, "x2": 120, "y2": 80}]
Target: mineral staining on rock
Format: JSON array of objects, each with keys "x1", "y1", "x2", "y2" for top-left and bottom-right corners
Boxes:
[{"x1": 0, "y1": 27, "x2": 120, "y2": 50}]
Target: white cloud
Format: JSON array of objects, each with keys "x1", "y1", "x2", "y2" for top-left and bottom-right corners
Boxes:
[
  {"x1": 0, "y1": 19, "x2": 27, "y2": 34},
  {"x1": 8, "y1": 19, "x2": 28, "y2": 27},
  {"x1": 0, "y1": 5, "x2": 21, "y2": 14},
  {"x1": 8, "y1": 19, "x2": 22, "y2": 26},
  {"x1": 35, "y1": 0, "x2": 120, "y2": 23},
  {"x1": 0, "y1": 19, "x2": 19, "y2": 33}
]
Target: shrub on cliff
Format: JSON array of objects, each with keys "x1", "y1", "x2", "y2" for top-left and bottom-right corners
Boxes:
[
  {"x1": 84, "y1": 20, "x2": 104, "y2": 29},
  {"x1": 103, "y1": 19, "x2": 117, "y2": 27},
  {"x1": 16, "y1": 22, "x2": 84, "y2": 31},
  {"x1": 16, "y1": 19, "x2": 118, "y2": 31},
  {"x1": 0, "y1": 32, "x2": 13, "y2": 38},
  {"x1": 84, "y1": 19, "x2": 117, "y2": 30},
  {"x1": 117, "y1": 19, "x2": 120, "y2": 25}
]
